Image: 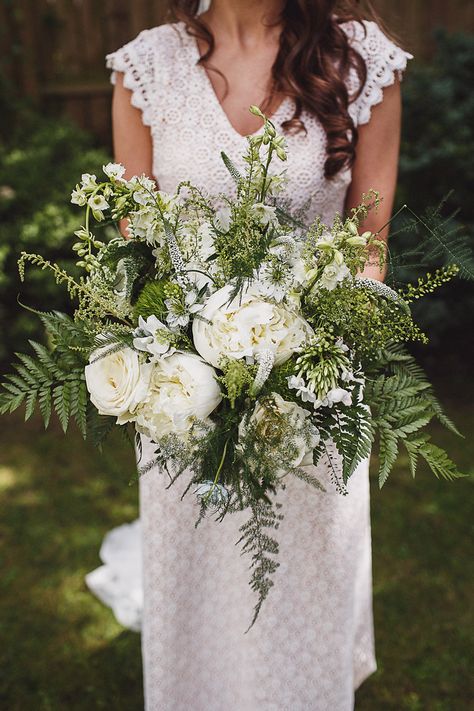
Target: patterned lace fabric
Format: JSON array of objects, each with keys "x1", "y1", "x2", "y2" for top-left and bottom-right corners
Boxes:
[{"x1": 106, "y1": 20, "x2": 412, "y2": 711}]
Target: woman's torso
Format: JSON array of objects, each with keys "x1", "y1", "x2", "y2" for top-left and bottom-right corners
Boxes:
[{"x1": 107, "y1": 20, "x2": 410, "y2": 225}]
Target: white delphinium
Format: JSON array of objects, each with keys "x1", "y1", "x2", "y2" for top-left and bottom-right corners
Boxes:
[
  {"x1": 287, "y1": 375, "x2": 317, "y2": 404},
  {"x1": 129, "y1": 206, "x2": 162, "y2": 245},
  {"x1": 313, "y1": 387, "x2": 353, "y2": 409},
  {"x1": 196, "y1": 222, "x2": 217, "y2": 262},
  {"x1": 215, "y1": 204, "x2": 232, "y2": 232},
  {"x1": 132, "y1": 315, "x2": 176, "y2": 359},
  {"x1": 250, "y1": 202, "x2": 279, "y2": 228},
  {"x1": 71, "y1": 173, "x2": 99, "y2": 206},
  {"x1": 71, "y1": 188, "x2": 87, "y2": 206},
  {"x1": 103, "y1": 162, "x2": 126, "y2": 180},
  {"x1": 80, "y1": 173, "x2": 98, "y2": 190},
  {"x1": 87, "y1": 194, "x2": 109, "y2": 221},
  {"x1": 134, "y1": 353, "x2": 222, "y2": 440},
  {"x1": 128, "y1": 176, "x2": 159, "y2": 207}
]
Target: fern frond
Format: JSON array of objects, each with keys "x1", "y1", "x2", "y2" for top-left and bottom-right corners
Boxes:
[
  {"x1": 378, "y1": 425, "x2": 399, "y2": 488},
  {"x1": 236, "y1": 498, "x2": 283, "y2": 633}
]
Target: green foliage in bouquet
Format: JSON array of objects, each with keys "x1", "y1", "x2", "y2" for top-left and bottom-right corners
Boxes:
[{"x1": 0, "y1": 105, "x2": 468, "y2": 629}]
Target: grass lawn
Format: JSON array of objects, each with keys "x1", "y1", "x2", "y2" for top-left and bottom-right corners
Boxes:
[{"x1": 0, "y1": 379, "x2": 472, "y2": 710}]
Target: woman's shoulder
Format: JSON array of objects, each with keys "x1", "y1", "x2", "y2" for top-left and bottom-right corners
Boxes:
[
  {"x1": 340, "y1": 19, "x2": 413, "y2": 126},
  {"x1": 105, "y1": 21, "x2": 193, "y2": 92},
  {"x1": 107, "y1": 22, "x2": 189, "y2": 57},
  {"x1": 340, "y1": 19, "x2": 412, "y2": 74}
]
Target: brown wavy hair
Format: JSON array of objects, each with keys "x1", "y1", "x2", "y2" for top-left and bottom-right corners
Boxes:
[{"x1": 169, "y1": 1, "x2": 389, "y2": 179}]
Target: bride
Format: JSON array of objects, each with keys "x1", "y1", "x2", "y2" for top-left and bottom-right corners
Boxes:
[{"x1": 87, "y1": 1, "x2": 411, "y2": 708}]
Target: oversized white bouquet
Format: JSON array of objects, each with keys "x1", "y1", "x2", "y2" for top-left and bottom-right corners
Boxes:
[{"x1": 1, "y1": 106, "x2": 464, "y2": 628}]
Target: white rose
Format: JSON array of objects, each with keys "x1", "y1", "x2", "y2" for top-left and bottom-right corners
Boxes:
[
  {"x1": 193, "y1": 284, "x2": 313, "y2": 368},
  {"x1": 319, "y1": 261, "x2": 351, "y2": 291},
  {"x1": 134, "y1": 353, "x2": 222, "y2": 440},
  {"x1": 239, "y1": 393, "x2": 320, "y2": 473},
  {"x1": 85, "y1": 347, "x2": 152, "y2": 424}
]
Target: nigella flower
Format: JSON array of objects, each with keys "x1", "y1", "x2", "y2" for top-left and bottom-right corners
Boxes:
[{"x1": 256, "y1": 260, "x2": 292, "y2": 302}]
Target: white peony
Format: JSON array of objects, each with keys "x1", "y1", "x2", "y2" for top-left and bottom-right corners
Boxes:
[
  {"x1": 239, "y1": 393, "x2": 320, "y2": 473},
  {"x1": 193, "y1": 284, "x2": 313, "y2": 368},
  {"x1": 85, "y1": 347, "x2": 152, "y2": 424},
  {"x1": 134, "y1": 353, "x2": 222, "y2": 440}
]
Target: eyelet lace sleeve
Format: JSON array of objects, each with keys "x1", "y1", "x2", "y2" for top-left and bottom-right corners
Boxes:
[
  {"x1": 343, "y1": 20, "x2": 413, "y2": 126},
  {"x1": 106, "y1": 29, "x2": 158, "y2": 128}
]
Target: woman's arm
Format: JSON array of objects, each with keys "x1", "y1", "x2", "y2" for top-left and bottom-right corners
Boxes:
[
  {"x1": 112, "y1": 73, "x2": 155, "y2": 235},
  {"x1": 345, "y1": 78, "x2": 402, "y2": 282}
]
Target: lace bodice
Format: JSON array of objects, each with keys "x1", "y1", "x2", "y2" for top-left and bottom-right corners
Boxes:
[{"x1": 106, "y1": 20, "x2": 411, "y2": 226}]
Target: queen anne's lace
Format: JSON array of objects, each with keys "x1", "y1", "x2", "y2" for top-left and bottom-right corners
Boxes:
[{"x1": 106, "y1": 20, "x2": 411, "y2": 711}]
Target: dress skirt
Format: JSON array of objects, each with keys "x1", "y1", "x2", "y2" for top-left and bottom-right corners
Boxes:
[{"x1": 138, "y1": 434, "x2": 376, "y2": 711}]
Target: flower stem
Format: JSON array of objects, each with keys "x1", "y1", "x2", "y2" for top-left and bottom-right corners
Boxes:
[{"x1": 203, "y1": 437, "x2": 229, "y2": 504}]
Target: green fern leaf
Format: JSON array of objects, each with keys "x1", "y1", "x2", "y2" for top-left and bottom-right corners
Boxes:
[
  {"x1": 24, "y1": 390, "x2": 38, "y2": 421},
  {"x1": 418, "y1": 441, "x2": 466, "y2": 481},
  {"x1": 378, "y1": 426, "x2": 398, "y2": 488},
  {"x1": 53, "y1": 382, "x2": 71, "y2": 433},
  {"x1": 38, "y1": 387, "x2": 52, "y2": 428}
]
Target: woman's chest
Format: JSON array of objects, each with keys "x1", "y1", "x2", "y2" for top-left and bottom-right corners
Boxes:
[{"x1": 150, "y1": 62, "x2": 352, "y2": 225}]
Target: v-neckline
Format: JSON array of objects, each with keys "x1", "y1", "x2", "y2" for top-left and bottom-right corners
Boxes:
[{"x1": 187, "y1": 28, "x2": 291, "y2": 140}]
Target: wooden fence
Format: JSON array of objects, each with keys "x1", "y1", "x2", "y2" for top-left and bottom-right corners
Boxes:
[{"x1": 1, "y1": 0, "x2": 473, "y2": 145}]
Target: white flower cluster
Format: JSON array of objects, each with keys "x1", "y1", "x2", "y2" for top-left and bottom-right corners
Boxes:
[
  {"x1": 79, "y1": 147, "x2": 372, "y2": 505},
  {"x1": 85, "y1": 347, "x2": 222, "y2": 442}
]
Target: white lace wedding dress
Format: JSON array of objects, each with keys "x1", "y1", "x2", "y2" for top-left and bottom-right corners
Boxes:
[{"x1": 87, "y1": 19, "x2": 411, "y2": 711}]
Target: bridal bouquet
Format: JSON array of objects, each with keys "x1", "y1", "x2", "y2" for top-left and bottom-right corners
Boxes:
[{"x1": 0, "y1": 106, "x2": 464, "y2": 628}]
